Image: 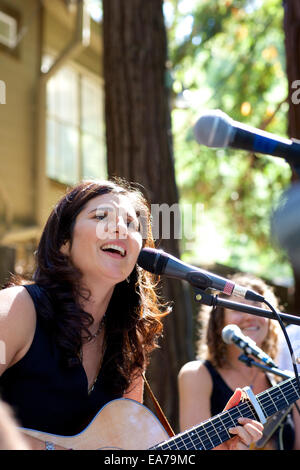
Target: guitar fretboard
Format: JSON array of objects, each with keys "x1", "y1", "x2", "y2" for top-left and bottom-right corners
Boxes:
[
  {"x1": 256, "y1": 375, "x2": 300, "y2": 422},
  {"x1": 151, "y1": 376, "x2": 300, "y2": 450}
]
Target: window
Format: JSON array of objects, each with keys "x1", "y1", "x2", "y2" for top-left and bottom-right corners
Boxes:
[
  {"x1": 45, "y1": 60, "x2": 107, "y2": 185},
  {"x1": 0, "y1": 11, "x2": 17, "y2": 48},
  {"x1": 0, "y1": 2, "x2": 20, "y2": 57}
]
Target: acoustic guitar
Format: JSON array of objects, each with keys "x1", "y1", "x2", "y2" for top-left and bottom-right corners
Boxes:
[{"x1": 22, "y1": 375, "x2": 300, "y2": 450}]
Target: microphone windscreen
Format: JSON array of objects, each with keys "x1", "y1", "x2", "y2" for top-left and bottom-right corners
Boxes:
[
  {"x1": 221, "y1": 324, "x2": 241, "y2": 344},
  {"x1": 137, "y1": 248, "x2": 158, "y2": 273},
  {"x1": 137, "y1": 248, "x2": 167, "y2": 275},
  {"x1": 193, "y1": 109, "x2": 234, "y2": 148}
]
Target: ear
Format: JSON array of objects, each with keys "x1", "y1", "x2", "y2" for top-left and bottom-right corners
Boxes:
[{"x1": 60, "y1": 240, "x2": 70, "y2": 256}]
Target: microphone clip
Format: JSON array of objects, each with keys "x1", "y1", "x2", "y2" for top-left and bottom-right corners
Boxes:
[{"x1": 192, "y1": 286, "x2": 217, "y2": 307}]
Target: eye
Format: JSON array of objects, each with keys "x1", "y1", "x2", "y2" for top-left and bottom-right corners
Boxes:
[
  {"x1": 95, "y1": 211, "x2": 108, "y2": 221},
  {"x1": 127, "y1": 216, "x2": 140, "y2": 231}
]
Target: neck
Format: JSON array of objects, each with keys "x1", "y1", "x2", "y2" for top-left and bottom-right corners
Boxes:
[
  {"x1": 225, "y1": 347, "x2": 263, "y2": 386},
  {"x1": 224, "y1": 346, "x2": 249, "y2": 369},
  {"x1": 78, "y1": 278, "x2": 115, "y2": 323},
  {"x1": 226, "y1": 346, "x2": 243, "y2": 366}
]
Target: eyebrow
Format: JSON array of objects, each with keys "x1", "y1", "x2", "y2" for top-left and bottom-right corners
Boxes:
[
  {"x1": 88, "y1": 206, "x2": 138, "y2": 220},
  {"x1": 88, "y1": 206, "x2": 113, "y2": 214}
]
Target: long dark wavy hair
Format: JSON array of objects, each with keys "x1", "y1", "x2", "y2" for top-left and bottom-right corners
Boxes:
[{"x1": 11, "y1": 178, "x2": 170, "y2": 395}]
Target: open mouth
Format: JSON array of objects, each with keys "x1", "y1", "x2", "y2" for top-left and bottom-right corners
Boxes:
[
  {"x1": 242, "y1": 326, "x2": 259, "y2": 333},
  {"x1": 101, "y1": 243, "x2": 126, "y2": 257}
]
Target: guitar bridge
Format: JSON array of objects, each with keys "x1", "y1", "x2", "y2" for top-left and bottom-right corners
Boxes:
[{"x1": 243, "y1": 386, "x2": 267, "y2": 424}]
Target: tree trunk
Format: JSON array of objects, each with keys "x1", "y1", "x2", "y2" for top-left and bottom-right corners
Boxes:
[
  {"x1": 0, "y1": 246, "x2": 15, "y2": 288},
  {"x1": 102, "y1": 0, "x2": 193, "y2": 431},
  {"x1": 283, "y1": 0, "x2": 300, "y2": 313}
]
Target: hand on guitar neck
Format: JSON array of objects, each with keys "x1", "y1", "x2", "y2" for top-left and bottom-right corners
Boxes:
[{"x1": 213, "y1": 388, "x2": 263, "y2": 450}]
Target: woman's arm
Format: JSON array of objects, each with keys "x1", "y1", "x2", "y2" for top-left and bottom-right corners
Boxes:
[
  {"x1": 0, "y1": 400, "x2": 30, "y2": 450},
  {"x1": 0, "y1": 286, "x2": 36, "y2": 376},
  {"x1": 178, "y1": 360, "x2": 213, "y2": 431}
]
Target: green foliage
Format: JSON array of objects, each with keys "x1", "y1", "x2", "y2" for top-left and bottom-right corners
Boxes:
[{"x1": 165, "y1": 0, "x2": 293, "y2": 283}]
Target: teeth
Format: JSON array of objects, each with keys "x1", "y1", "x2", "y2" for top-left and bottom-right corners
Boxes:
[{"x1": 101, "y1": 244, "x2": 126, "y2": 256}]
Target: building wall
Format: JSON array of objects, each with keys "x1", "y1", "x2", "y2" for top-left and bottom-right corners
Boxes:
[
  {"x1": 0, "y1": 0, "x2": 41, "y2": 228},
  {"x1": 0, "y1": 0, "x2": 104, "y2": 276}
]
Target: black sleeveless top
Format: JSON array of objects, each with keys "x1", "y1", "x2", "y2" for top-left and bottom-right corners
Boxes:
[
  {"x1": 0, "y1": 284, "x2": 121, "y2": 436},
  {"x1": 204, "y1": 360, "x2": 295, "y2": 450}
]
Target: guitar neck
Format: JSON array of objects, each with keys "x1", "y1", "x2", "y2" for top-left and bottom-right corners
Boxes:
[{"x1": 152, "y1": 376, "x2": 300, "y2": 450}]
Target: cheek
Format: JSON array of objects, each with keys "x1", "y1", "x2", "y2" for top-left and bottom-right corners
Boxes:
[
  {"x1": 127, "y1": 236, "x2": 143, "y2": 266},
  {"x1": 74, "y1": 221, "x2": 96, "y2": 240},
  {"x1": 260, "y1": 320, "x2": 270, "y2": 335},
  {"x1": 131, "y1": 232, "x2": 143, "y2": 252},
  {"x1": 224, "y1": 311, "x2": 240, "y2": 325},
  {"x1": 70, "y1": 224, "x2": 97, "y2": 256}
]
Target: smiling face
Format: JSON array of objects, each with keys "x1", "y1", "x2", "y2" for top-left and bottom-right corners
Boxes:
[
  {"x1": 61, "y1": 192, "x2": 143, "y2": 287},
  {"x1": 224, "y1": 301, "x2": 269, "y2": 348}
]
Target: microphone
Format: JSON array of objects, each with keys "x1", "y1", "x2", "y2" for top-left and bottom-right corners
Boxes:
[
  {"x1": 222, "y1": 324, "x2": 277, "y2": 368},
  {"x1": 193, "y1": 109, "x2": 300, "y2": 163},
  {"x1": 137, "y1": 247, "x2": 264, "y2": 302}
]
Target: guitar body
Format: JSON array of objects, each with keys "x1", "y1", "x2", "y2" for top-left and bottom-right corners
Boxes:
[
  {"x1": 20, "y1": 375, "x2": 300, "y2": 451},
  {"x1": 21, "y1": 398, "x2": 169, "y2": 450}
]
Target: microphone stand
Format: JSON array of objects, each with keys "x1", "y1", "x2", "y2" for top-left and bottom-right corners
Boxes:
[
  {"x1": 192, "y1": 286, "x2": 300, "y2": 326},
  {"x1": 238, "y1": 353, "x2": 294, "y2": 380}
]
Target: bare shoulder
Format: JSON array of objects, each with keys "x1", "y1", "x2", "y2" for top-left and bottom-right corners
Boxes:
[
  {"x1": 0, "y1": 286, "x2": 36, "y2": 371},
  {"x1": 0, "y1": 285, "x2": 36, "y2": 322},
  {"x1": 178, "y1": 360, "x2": 212, "y2": 390},
  {"x1": 179, "y1": 360, "x2": 210, "y2": 378}
]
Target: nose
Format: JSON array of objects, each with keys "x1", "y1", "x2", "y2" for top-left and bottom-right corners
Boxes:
[{"x1": 113, "y1": 215, "x2": 128, "y2": 238}]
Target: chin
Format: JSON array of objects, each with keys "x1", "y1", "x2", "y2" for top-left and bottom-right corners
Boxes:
[{"x1": 103, "y1": 271, "x2": 129, "y2": 285}]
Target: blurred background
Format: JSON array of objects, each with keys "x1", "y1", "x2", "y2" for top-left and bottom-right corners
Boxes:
[{"x1": 0, "y1": 0, "x2": 299, "y2": 430}]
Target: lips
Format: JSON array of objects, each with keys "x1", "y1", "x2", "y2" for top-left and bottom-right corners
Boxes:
[
  {"x1": 241, "y1": 326, "x2": 259, "y2": 334},
  {"x1": 101, "y1": 243, "x2": 127, "y2": 257}
]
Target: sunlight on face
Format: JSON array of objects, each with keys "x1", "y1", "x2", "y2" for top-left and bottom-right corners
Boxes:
[
  {"x1": 94, "y1": 202, "x2": 141, "y2": 241},
  {"x1": 65, "y1": 193, "x2": 144, "y2": 286},
  {"x1": 224, "y1": 306, "x2": 269, "y2": 348}
]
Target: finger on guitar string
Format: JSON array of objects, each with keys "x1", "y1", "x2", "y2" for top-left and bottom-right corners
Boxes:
[{"x1": 228, "y1": 417, "x2": 264, "y2": 447}]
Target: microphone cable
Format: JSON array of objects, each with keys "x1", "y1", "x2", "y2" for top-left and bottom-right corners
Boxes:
[{"x1": 262, "y1": 298, "x2": 300, "y2": 400}]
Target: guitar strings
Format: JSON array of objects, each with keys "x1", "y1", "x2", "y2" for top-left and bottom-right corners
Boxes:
[
  {"x1": 154, "y1": 401, "x2": 257, "y2": 450},
  {"x1": 154, "y1": 378, "x2": 300, "y2": 450}
]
